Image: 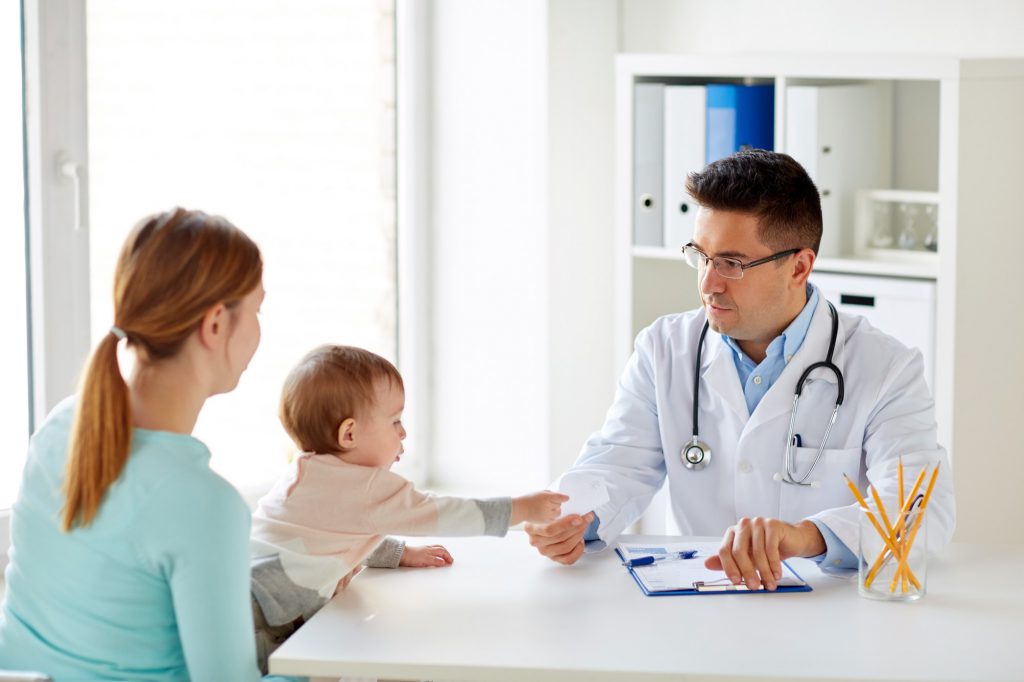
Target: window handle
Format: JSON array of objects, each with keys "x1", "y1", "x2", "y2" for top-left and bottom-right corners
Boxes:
[{"x1": 57, "y1": 153, "x2": 86, "y2": 233}]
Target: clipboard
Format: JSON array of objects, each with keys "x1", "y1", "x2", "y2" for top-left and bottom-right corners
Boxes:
[{"x1": 615, "y1": 541, "x2": 812, "y2": 597}]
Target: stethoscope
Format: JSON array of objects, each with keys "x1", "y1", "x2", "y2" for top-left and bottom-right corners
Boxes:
[{"x1": 682, "y1": 301, "x2": 845, "y2": 487}]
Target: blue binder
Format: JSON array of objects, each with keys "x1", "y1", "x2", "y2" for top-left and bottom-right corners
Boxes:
[{"x1": 706, "y1": 84, "x2": 775, "y2": 163}]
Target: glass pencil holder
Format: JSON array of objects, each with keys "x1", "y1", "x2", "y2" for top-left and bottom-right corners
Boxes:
[{"x1": 858, "y1": 503, "x2": 927, "y2": 602}]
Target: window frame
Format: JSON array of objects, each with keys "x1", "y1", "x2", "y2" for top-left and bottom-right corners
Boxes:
[{"x1": 2, "y1": 0, "x2": 91, "y2": 574}]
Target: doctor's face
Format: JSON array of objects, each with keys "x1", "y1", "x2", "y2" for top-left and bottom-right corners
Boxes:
[{"x1": 692, "y1": 208, "x2": 803, "y2": 352}]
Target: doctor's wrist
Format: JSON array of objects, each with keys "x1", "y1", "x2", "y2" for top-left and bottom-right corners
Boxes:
[{"x1": 793, "y1": 519, "x2": 827, "y2": 558}]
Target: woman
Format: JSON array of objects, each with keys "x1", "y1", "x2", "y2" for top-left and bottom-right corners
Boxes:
[{"x1": 0, "y1": 208, "x2": 267, "y2": 680}]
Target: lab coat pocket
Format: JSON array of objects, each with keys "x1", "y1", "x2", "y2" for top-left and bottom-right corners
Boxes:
[{"x1": 778, "y1": 445, "x2": 862, "y2": 522}]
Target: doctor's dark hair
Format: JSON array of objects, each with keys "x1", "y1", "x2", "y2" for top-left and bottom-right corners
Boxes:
[
  {"x1": 63, "y1": 208, "x2": 263, "y2": 531},
  {"x1": 685, "y1": 149, "x2": 823, "y2": 254},
  {"x1": 280, "y1": 345, "x2": 404, "y2": 454}
]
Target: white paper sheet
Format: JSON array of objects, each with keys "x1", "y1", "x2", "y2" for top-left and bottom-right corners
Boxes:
[{"x1": 555, "y1": 474, "x2": 610, "y2": 517}]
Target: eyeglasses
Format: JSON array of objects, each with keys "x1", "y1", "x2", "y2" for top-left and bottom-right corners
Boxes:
[{"x1": 682, "y1": 243, "x2": 801, "y2": 280}]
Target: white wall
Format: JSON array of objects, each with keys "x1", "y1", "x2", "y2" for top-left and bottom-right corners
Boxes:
[
  {"x1": 546, "y1": 0, "x2": 619, "y2": 480},
  {"x1": 620, "y1": 0, "x2": 1024, "y2": 56},
  {"x1": 426, "y1": 0, "x2": 619, "y2": 494}
]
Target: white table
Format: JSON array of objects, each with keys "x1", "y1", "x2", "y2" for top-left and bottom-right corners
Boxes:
[{"x1": 270, "y1": 533, "x2": 1023, "y2": 681}]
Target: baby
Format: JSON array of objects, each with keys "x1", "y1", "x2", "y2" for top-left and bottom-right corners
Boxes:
[{"x1": 249, "y1": 344, "x2": 566, "y2": 672}]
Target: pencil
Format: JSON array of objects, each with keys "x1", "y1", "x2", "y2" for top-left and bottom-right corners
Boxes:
[
  {"x1": 891, "y1": 463, "x2": 941, "y2": 592},
  {"x1": 898, "y1": 457, "x2": 905, "y2": 514},
  {"x1": 864, "y1": 467, "x2": 928, "y2": 589},
  {"x1": 843, "y1": 475, "x2": 919, "y2": 588}
]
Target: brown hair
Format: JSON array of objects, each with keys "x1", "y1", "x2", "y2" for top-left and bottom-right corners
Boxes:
[
  {"x1": 685, "y1": 149, "x2": 823, "y2": 254},
  {"x1": 62, "y1": 208, "x2": 263, "y2": 531},
  {"x1": 280, "y1": 345, "x2": 404, "y2": 454}
]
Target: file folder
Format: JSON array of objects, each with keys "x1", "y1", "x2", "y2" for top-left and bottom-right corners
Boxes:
[
  {"x1": 663, "y1": 85, "x2": 706, "y2": 249},
  {"x1": 706, "y1": 84, "x2": 775, "y2": 164},
  {"x1": 633, "y1": 83, "x2": 665, "y2": 246},
  {"x1": 615, "y1": 541, "x2": 812, "y2": 596},
  {"x1": 784, "y1": 83, "x2": 892, "y2": 258}
]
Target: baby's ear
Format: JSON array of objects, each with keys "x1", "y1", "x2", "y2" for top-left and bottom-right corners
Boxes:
[{"x1": 337, "y1": 418, "x2": 357, "y2": 451}]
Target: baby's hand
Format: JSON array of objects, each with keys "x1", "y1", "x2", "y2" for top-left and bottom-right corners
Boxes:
[
  {"x1": 511, "y1": 490, "x2": 569, "y2": 525},
  {"x1": 399, "y1": 544, "x2": 454, "y2": 568}
]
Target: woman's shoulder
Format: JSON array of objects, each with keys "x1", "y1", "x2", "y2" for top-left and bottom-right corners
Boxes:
[{"x1": 123, "y1": 432, "x2": 248, "y2": 521}]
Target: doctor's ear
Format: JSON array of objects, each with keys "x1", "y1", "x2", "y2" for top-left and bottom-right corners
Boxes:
[
  {"x1": 790, "y1": 247, "x2": 816, "y2": 285},
  {"x1": 337, "y1": 418, "x2": 357, "y2": 451}
]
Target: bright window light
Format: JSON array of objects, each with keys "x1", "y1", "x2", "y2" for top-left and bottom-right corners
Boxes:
[{"x1": 86, "y1": 0, "x2": 397, "y2": 492}]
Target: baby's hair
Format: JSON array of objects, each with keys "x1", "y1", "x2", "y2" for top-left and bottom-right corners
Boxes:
[{"x1": 280, "y1": 345, "x2": 404, "y2": 454}]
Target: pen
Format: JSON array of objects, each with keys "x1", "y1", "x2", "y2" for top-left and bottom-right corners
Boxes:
[
  {"x1": 622, "y1": 550, "x2": 698, "y2": 567},
  {"x1": 792, "y1": 434, "x2": 802, "y2": 448}
]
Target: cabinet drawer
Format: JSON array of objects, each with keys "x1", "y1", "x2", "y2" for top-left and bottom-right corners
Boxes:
[{"x1": 810, "y1": 271, "x2": 936, "y2": 392}]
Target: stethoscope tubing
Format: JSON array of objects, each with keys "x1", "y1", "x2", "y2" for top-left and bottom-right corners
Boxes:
[{"x1": 689, "y1": 301, "x2": 843, "y2": 485}]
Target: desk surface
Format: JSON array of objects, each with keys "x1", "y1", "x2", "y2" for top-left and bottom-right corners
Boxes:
[{"x1": 270, "y1": 534, "x2": 1023, "y2": 682}]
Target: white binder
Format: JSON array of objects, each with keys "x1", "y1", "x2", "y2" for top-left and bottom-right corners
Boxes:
[
  {"x1": 785, "y1": 84, "x2": 892, "y2": 258},
  {"x1": 663, "y1": 85, "x2": 706, "y2": 250},
  {"x1": 633, "y1": 83, "x2": 664, "y2": 246}
]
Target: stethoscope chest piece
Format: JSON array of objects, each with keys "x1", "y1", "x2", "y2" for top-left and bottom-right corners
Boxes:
[{"x1": 682, "y1": 441, "x2": 711, "y2": 471}]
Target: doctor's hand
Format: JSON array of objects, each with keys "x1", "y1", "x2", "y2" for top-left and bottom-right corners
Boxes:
[
  {"x1": 524, "y1": 512, "x2": 595, "y2": 565},
  {"x1": 704, "y1": 517, "x2": 825, "y2": 591}
]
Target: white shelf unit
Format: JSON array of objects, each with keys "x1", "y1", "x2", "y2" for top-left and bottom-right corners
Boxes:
[{"x1": 615, "y1": 54, "x2": 1024, "y2": 543}]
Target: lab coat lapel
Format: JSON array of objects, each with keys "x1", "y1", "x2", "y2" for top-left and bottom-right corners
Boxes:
[
  {"x1": 746, "y1": 296, "x2": 844, "y2": 432},
  {"x1": 701, "y1": 331, "x2": 750, "y2": 421}
]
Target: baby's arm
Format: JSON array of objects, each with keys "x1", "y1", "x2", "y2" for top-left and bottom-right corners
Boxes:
[{"x1": 511, "y1": 491, "x2": 569, "y2": 525}]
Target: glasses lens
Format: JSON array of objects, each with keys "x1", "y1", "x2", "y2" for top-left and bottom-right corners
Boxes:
[
  {"x1": 682, "y1": 245, "x2": 704, "y2": 270},
  {"x1": 715, "y1": 258, "x2": 744, "y2": 279}
]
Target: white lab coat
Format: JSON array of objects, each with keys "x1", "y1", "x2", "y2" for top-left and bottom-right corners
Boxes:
[{"x1": 574, "y1": 293, "x2": 955, "y2": 556}]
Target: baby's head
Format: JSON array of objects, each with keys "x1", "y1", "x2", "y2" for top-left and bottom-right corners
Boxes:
[{"x1": 280, "y1": 345, "x2": 406, "y2": 468}]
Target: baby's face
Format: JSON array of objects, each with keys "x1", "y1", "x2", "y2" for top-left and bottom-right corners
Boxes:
[{"x1": 355, "y1": 380, "x2": 407, "y2": 470}]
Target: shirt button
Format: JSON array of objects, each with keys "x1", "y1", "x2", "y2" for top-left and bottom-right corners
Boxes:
[
  {"x1": 739, "y1": 460, "x2": 753, "y2": 473},
  {"x1": 753, "y1": 376, "x2": 762, "y2": 385}
]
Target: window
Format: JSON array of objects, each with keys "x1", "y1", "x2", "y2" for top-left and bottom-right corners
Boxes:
[
  {"x1": 0, "y1": 0, "x2": 29, "y2": 510},
  {"x1": 85, "y1": 0, "x2": 398, "y2": 492}
]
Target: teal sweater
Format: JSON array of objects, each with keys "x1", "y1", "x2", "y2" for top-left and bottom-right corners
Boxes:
[{"x1": 0, "y1": 398, "x2": 263, "y2": 681}]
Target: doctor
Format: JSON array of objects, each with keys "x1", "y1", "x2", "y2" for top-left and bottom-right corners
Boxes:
[{"x1": 525, "y1": 150, "x2": 954, "y2": 590}]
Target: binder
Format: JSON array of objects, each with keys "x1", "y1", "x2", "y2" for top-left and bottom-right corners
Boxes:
[
  {"x1": 784, "y1": 83, "x2": 892, "y2": 258},
  {"x1": 615, "y1": 540, "x2": 812, "y2": 596},
  {"x1": 705, "y1": 84, "x2": 775, "y2": 164},
  {"x1": 663, "y1": 85, "x2": 706, "y2": 249},
  {"x1": 633, "y1": 83, "x2": 664, "y2": 246}
]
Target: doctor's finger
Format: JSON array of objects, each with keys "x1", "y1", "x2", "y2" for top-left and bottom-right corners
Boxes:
[
  {"x1": 527, "y1": 513, "x2": 591, "y2": 541},
  {"x1": 716, "y1": 528, "x2": 741, "y2": 584},
  {"x1": 750, "y1": 520, "x2": 776, "y2": 591},
  {"x1": 763, "y1": 523, "x2": 783, "y2": 581},
  {"x1": 549, "y1": 539, "x2": 585, "y2": 565},
  {"x1": 730, "y1": 523, "x2": 762, "y2": 590}
]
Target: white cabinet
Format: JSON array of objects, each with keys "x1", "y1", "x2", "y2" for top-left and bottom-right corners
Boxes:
[
  {"x1": 809, "y1": 272, "x2": 936, "y2": 391},
  {"x1": 615, "y1": 54, "x2": 1024, "y2": 542}
]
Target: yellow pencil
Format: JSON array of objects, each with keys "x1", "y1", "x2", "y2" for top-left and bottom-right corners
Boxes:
[
  {"x1": 891, "y1": 463, "x2": 941, "y2": 591},
  {"x1": 864, "y1": 467, "x2": 928, "y2": 588},
  {"x1": 843, "y1": 475, "x2": 919, "y2": 588},
  {"x1": 898, "y1": 457, "x2": 905, "y2": 514}
]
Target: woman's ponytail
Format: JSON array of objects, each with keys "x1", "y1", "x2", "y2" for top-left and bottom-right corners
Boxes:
[{"x1": 62, "y1": 331, "x2": 133, "y2": 530}]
